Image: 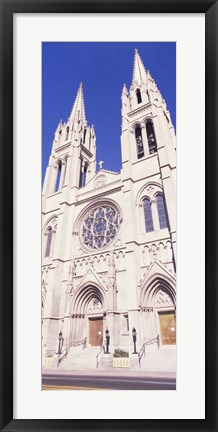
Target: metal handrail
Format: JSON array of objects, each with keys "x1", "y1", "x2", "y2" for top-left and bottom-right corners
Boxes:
[
  {"x1": 96, "y1": 344, "x2": 105, "y2": 369},
  {"x1": 138, "y1": 335, "x2": 160, "y2": 368},
  {"x1": 58, "y1": 337, "x2": 87, "y2": 366}
]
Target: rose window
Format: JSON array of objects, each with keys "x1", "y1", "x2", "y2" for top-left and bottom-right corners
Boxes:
[{"x1": 81, "y1": 204, "x2": 120, "y2": 250}]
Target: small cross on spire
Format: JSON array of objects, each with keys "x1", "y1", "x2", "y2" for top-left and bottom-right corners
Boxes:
[{"x1": 98, "y1": 160, "x2": 104, "y2": 170}]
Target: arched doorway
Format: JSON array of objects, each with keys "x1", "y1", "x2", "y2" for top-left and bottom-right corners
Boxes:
[
  {"x1": 70, "y1": 284, "x2": 106, "y2": 347},
  {"x1": 140, "y1": 277, "x2": 176, "y2": 346}
]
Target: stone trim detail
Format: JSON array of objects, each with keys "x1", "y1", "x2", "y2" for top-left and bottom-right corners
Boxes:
[{"x1": 75, "y1": 186, "x2": 122, "y2": 205}]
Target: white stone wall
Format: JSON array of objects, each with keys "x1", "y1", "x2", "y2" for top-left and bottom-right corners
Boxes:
[{"x1": 42, "y1": 51, "x2": 176, "y2": 358}]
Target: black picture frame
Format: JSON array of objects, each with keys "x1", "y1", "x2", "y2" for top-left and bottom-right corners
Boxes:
[{"x1": 0, "y1": 0, "x2": 216, "y2": 431}]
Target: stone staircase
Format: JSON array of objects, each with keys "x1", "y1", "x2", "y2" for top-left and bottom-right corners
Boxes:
[
  {"x1": 139, "y1": 347, "x2": 176, "y2": 372},
  {"x1": 58, "y1": 345, "x2": 101, "y2": 370},
  {"x1": 57, "y1": 344, "x2": 176, "y2": 372}
]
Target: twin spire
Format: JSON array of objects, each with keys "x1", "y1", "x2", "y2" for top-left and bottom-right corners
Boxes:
[{"x1": 69, "y1": 49, "x2": 147, "y2": 122}]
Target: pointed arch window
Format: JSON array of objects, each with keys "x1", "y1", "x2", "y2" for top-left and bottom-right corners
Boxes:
[
  {"x1": 83, "y1": 128, "x2": 87, "y2": 144},
  {"x1": 143, "y1": 199, "x2": 154, "y2": 232},
  {"x1": 79, "y1": 159, "x2": 83, "y2": 188},
  {"x1": 146, "y1": 121, "x2": 157, "y2": 154},
  {"x1": 82, "y1": 162, "x2": 88, "y2": 187},
  {"x1": 65, "y1": 126, "x2": 69, "y2": 141},
  {"x1": 79, "y1": 160, "x2": 88, "y2": 188},
  {"x1": 55, "y1": 161, "x2": 62, "y2": 192},
  {"x1": 136, "y1": 88, "x2": 142, "y2": 104},
  {"x1": 135, "y1": 126, "x2": 144, "y2": 159},
  {"x1": 156, "y1": 194, "x2": 168, "y2": 229},
  {"x1": 45, "y1": 227, "x2": 52, "y2": 257}
]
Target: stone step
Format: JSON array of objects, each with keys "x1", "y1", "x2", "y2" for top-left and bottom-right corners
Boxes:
[
  {"x1": 58, "y1": 346, "x2": 176, "y2": 372},
  {"x1": 59, "y1": 346, "x2": 100, "y2": 370},
  {"x1": 139, "y1": 348, "x2": 176, "y2": 371}
]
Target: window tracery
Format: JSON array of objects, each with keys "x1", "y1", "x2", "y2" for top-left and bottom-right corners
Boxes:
[
  {"x1": 143, "y1": 199, "x2": 154, "y2": 232},
  {"x1": 80, "y1": 204, "x2": 120, "y2": 250},
  {"x1": 45, "y1": 227, "x2": 52, "y2": 257},
  {"x1": 156, "y1": 194, "x2": 168, "y2": 229}
]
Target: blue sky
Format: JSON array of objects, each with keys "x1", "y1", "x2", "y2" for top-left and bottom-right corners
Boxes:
[{"x1": 42, "y1": 42, "x2": 176, "y2": 180}]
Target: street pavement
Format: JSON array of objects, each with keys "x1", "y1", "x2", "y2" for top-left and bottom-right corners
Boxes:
[{"x1": 42, "y1": 369, "x2": 176, "y2": 390}]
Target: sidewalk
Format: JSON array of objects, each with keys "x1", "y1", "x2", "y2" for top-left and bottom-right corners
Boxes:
[{"x1": 42, "y1": 368, "x2": 176, "y2": 380}]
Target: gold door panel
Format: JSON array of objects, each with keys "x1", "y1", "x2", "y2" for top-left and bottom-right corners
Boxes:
[
  {"x1": 89, "y1": 318, "x2": 103, "y2": 346},
  {"x1": 159, "y1": 311, "x2": 176, "y2": 345}
]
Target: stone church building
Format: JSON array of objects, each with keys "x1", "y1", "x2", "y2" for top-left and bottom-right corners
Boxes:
[{"x1": 42, "y1": 49, "x2": 176, "y2": 368}]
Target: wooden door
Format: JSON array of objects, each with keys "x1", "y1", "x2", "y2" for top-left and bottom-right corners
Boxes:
[
  {"x1": 159, "y1": 311, "x2": 176, "y2": 345},
  {"x1": 89, "y1": 318, "x2": 103, "y2": 346}
]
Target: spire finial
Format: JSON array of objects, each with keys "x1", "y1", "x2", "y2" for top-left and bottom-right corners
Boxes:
[
  {"x1": 121, "y1": 83, "x2": 129, "y2": 98},
  {"x1": 132, "y1": 48, "x2": 147, "y2": 84},
  {"x1": 69, "y1": 82, "x2": 87, "y2": 124}
]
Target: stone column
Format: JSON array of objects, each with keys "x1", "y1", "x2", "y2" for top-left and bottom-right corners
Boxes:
[
  {"x1": 42, "y1": 164, "x2": 52, "y2": 195},
  {"x1": 51, "y1": 165, "x2": 58, "y2": 194},
  {"x1": 63, "y1": 315, "x2": 71, "y2": 347},
  {"x1": 71, "y1": 316, "x2": 76, "y2": 342},
  {"x1": 64, "y1": 155, "x2": 72, "y2": 185}
]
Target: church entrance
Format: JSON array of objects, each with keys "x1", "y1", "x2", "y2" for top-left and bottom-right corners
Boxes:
[
  {"x1": 89, "y1": 317, "x2": 103, "y2": 346},
  {"x1": 158, "y1": 311, "x2": 176, "y2": 345}
]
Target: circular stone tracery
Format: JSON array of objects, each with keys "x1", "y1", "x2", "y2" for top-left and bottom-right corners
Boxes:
[{"x1": 80, "y1": 203, "x2": 120, "y2": 250}]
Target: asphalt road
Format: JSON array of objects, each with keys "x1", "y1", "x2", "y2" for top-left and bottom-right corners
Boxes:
[{"x1": 42, "y1": 373, "x2": 176, "y2": 390}]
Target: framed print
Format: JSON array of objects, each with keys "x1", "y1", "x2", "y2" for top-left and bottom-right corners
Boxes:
[
  {"x1": 41, "y1": 41, "x2": 177, "y2": 386},
  {"x1": 0, "y1": 0, "x2": 217, "y2": 431}
]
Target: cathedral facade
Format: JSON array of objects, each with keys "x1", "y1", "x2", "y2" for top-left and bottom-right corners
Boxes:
[{"x1": 42, "y1": 49, "x2": 176, "y2": 366}]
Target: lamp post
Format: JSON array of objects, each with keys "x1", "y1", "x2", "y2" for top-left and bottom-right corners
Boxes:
[
  {"x1": 132, "y1": 327, "x2": 138, "y2": 354},
  {"x1": 105, "y1": 328, "x2": 110, "y2": 354},
  {"x1": 58, "y1": 330, "x2": 64, "y2": 354}
]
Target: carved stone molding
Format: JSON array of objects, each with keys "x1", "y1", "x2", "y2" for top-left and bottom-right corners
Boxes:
[
  {"x1": 94, "y1": 174, "x2": 107, "y2": 189},
  {"x1": 76, "y1": 184, "x2": 122, "y2": 205},
  {"x1": 142, "y1": 307, "x2": 153, "y2": 312}
]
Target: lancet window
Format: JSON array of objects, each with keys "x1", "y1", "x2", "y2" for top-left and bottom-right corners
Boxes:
[
  {"x1": 156, "y1": 194, "x2": 168, "y2": 229},
  {"x1": 146, "y1": 121, "x2": 157, "y2": 154},
  {"x1": 135, "y1": 126, "x2": 144, "y2": 159},
  {"x1": 143, "y1": 198, "x2": 154, "y2": 233},
  {"x1": 136, "y1": 88, "x2": 142, "y2": 104}
]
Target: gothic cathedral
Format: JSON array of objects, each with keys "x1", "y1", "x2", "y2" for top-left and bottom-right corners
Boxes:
[{"x1": 42, "y1": 49, "x2": 176, "y2": 369}]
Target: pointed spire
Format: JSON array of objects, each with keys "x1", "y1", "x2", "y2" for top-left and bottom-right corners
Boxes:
[
  {"x1": 121, "y1": 83, "x2": 129, "y2": 97},
  {"x1": 91, "y1": 124, "x2": 95, "y2": 137},
  {"x1": 70, "y1": 82, "x2": 87, "y2": 124},
  {"x1": 132, "y1": 48, "x2": 147, "y2": 84},
  {"x1": 55, "y1": 119, "x2": 62, "y2": 133}
]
